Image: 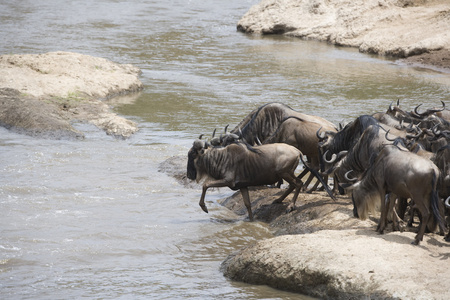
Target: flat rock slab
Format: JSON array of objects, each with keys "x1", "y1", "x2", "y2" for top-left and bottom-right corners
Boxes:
[{"x1": 222, "y1": 229, "x2": 450, "y2": 299}]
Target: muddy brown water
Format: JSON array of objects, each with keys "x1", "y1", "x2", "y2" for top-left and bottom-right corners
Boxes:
[{"x1": 1, "y1": 0, "x2": 449, "y2": 299}]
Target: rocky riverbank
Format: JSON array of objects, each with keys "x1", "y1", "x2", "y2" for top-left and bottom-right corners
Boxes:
[
  {"x1": 0, "y1": 51, "x2": 143, "y2": 139},
  {"x1": 161, "y1": 155, "x2": 450, "y2": 299},
  {"x1": 237, "y1": 0, "x2": 450, "y2": 71}
]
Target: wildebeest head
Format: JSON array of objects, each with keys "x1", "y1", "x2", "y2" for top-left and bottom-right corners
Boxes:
[{"x1": 187, "y1": 138, "x2": 207, "y2": 180}]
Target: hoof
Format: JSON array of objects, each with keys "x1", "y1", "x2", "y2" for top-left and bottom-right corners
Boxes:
[
  {"x1": 200, "y1": 205, "x2": 209, "y2": 213},
  {"x1": 285, "y1": 205, "x2": 295, "y2": 214},
  {"x1": 272, "y1": 199, "x2": 283, "y2": 204}
]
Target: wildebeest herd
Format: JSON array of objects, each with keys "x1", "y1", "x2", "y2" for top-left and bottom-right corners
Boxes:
[{"x1": 187, "y1": 102, "x2": 450, "y2": 245}]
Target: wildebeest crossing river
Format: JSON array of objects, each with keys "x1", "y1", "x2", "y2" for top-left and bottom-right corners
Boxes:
[{"x1": 1, "y1": 0, "x2": 449, "y2": 299}]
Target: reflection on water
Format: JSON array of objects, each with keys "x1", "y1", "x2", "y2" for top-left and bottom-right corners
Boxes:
[{"x1": 1, "y1": 0, "x2": 449, "y2": 299}]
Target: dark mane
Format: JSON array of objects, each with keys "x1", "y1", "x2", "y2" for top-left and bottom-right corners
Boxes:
[
  {"x1": 342, "y1": 124, "x2": 382, "y2": 174},
  {"x1": 231, "y1": 102, "x2": 294, "y2": 145},
  {"x1": 197, "y1": 143, "x2": 261, "y2": 181},
  {"x1": 329, "y1": 115, "x2": 379, "y2": 153}
]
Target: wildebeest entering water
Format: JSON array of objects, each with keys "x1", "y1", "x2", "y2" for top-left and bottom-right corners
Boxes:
[{"x1": 186, "y1": 138, "x2": 330, "y2": 221}]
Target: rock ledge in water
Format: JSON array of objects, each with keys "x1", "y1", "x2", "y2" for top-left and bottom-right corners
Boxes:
[
  {"x1": 238, "y1": 0, "x2": 450, "y2": 68},
  {"x1": 0, "y1": 51, "x2": 143, "y2": 139}
]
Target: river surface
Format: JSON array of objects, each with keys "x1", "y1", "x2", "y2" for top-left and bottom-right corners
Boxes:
[{"x1": 1, "y1": 0, "x2": 449, "y2": 299}]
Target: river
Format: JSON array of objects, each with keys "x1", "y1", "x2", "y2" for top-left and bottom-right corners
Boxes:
[{"x1": 0, "y1": 0, "x2": 449, "y2": 299}]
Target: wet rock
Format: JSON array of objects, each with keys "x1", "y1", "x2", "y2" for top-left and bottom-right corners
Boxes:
[
  {"x1": 0, "y1": 52, "x2": 143, "y2": 139},
  {"x1": 0, "y1": 88, "x2": 83, "y2": 139}
]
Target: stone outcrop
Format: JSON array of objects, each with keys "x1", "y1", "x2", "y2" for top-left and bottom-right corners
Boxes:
[
  {"x1": 221, "y1": 229, "x2": 450, "y2": 299},
  {"x1": 220, "y1": 188, "x2": 450, "y2": 299},
  {"x1": 0, "y1": 51, "x2": 143, "y2": 139},
  {"x1": 237, "y1": 0, "x2": 450, "y2": 61}
]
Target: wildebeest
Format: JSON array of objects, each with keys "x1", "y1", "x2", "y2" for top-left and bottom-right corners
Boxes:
[
  {"x1": 228, "y1": 102, "x2": 337, "y2": 147},
  {"x1": 446, "y1": 197, "x2": 450, "y2": 242},
  {"x1": 263, "y1": 115, "x2": 338, "y2": 193},
  {"x1": 318, "y1": 115, "x2": 380, "y2": 167},
  {"x1": 225, "y1": 102, "x2": 337, "y2": 193},
  {"x1": 187, "y1": 138, "x2": 328, "y2": 221},
  {"x1": 343, "y1": 144, "x2": 444, "y2": 245}
]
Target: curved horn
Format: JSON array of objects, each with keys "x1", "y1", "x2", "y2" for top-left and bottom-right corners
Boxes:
[
  {"x1": 406, "y1": 126, "x2": 423, "y2": 139},
  {"x1": 388, "y1": 101, "x2": 393, "y2": 112},
  {"x1": 212, "y1": 128, "x2": 217, "y2": 138},
  {"x1": 344, "y1": 170, "x2": 358, "y2": 182},
  {"x1": 432, "y1": 124, "x2": 441, "y2": 136},
  {"x1": 385, "y1": 129, "x2": 396, "y2": 142},
  {"x1": 238, "y1": 127, "x2": 249, "y2": 144},
  {"x1": 414, "y1": 104, "x2": 423, "y2": 116},
  {"x1": 256, "y1": 136, "x2": 262, "y2": 146},
  {"x1": 316, "y1": 127, "x2": 326, "y2": 140},
  {"x1": 229, "y1": 133, "x2": 240, "y2": 140},
  {"x1": 397, "y1": 98, "x2": 400, "y2": 107},
  {"x1": 445, "y1": 196, "x2": 450, "y2": 209},
  {"x1": 224, "y1": 124, "x2": 229, "y2": 134},
  {"x1": 337, "y1": 150, "x2": 348, "y2": 159},
  {"x1": 323, "y1": 150, "x2": 337, "y2": 164},
  {"x1": 427, "y1": 100, "x2": 446, "y2": 114},
  {"x1": 198, "y1": 134, "x2": 204, "y2": 139}
]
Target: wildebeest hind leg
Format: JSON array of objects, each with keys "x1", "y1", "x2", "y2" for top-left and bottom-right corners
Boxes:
[
  {"x1": 412, "y1": 199, "x2": 429, "y2": 245},
  {"x1": 272, "y1": 185, "x2": 295, "y2": 204},
  {"x1": 240, "y1": 187, "x2": 254, "y2": 221},
  {"x1": 286, "y1": 183, "x2": 302, "y2": 213}
]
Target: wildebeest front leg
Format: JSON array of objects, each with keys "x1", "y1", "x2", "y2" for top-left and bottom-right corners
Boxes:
[
  {"x1": 199, "y1": 185, "x2": 209, "y2": 213},
  {"x1": 199, "y1": 179, "x2": 231, "y2": 214},
  {"x1": 240, "y1": 187, "x2": 254, "y2": 221}
]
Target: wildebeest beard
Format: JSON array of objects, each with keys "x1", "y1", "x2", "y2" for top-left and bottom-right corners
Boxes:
[{"x1": 186, "y1": 148, "x2": 197, "y2": 180}]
